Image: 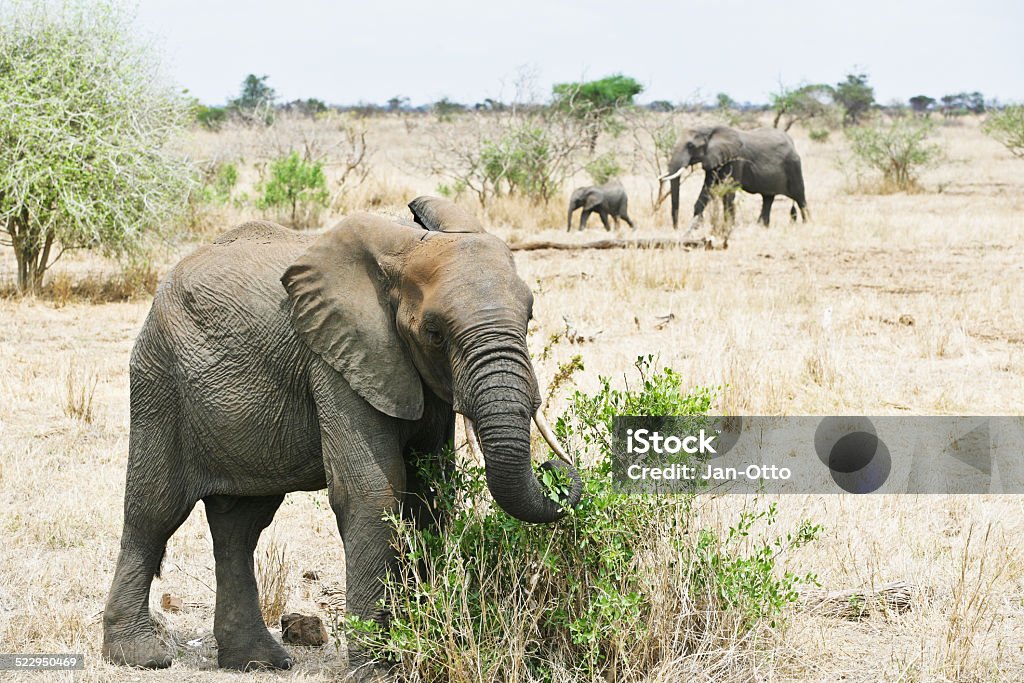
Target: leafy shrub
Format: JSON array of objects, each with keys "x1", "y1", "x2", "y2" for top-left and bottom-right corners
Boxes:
[
  {"x1": 480, "y1": 124, "x2": 561, "y2": 203},
  {"x1": 983, "y1": 106, "x2": 1024, "y2": 159},
  {"x1": 808, "y1": 128, "x2": 831, "y2": 143},
  {"x1": 258, "y1": 152, "x2": 330, "y2": 228},
  {"x1": 194, "y1": 104, "x2": 228, "y2": 130},
  {"x1": 198, "y1": 161, "x2": 239, "y2": 205},
  {"x1": 584, "y1": 153, "x2": 623, "y2": 185},
  {"x1": 845, "y1": 116, "x2": 942, "y2": 192},
  {"x1": 345, "y1": 356, "x2": 820, "y2": 682}
]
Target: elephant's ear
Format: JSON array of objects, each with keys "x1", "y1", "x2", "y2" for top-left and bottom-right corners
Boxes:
[
  {"x1": 281, "y1": 213, "x2": 424, "y2": 420},
  {"x1": 703, "y1": 128, "x2": 743, "y2": 170},
  {"x1": 408, "y1": 196, "x2": 485, "y2": 233}
]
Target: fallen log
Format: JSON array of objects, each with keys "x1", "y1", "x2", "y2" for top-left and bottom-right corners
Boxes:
[{"x1": 509, "y1": 236, "x2": 714, "y2": 252}]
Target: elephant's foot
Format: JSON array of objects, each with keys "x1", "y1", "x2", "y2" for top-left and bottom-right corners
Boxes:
[
  {"x1": 217, "y1": 630, "x2": 293, "y2": 671},
  {"x1": 102, "y1": 633, "x2": 172, "y2": 669}
]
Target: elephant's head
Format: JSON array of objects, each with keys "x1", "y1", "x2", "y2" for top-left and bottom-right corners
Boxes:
[
  {"x1": 281, "y1": 197, "x2": 582, "y2": 524},
  {"x1": 660, "y1": 126, "x2": 742, "y2": 228},
  {"x1": 567, "y1": 187, "x2": 591, "y2": 229}
]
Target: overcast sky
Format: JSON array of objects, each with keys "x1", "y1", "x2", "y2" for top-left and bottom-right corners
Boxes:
[{"x1": 134, "y1": 0, "x2": 1021, "y2": 107}]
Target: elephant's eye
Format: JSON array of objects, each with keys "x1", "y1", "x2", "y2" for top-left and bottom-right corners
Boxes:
[{"x1": 425, "y1": 322, "x2": 444, "y2": 346}]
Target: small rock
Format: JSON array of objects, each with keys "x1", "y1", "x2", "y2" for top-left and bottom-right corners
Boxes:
[
  {"x1": 281, "y1": 613, "x2": 328, "y2": 647},
  {"x1": 302, "y1": 569, "x2": 320, "y2": 581},
  {"x1": 898, "y1": 314, "x2": 915, "y2": 326},
  {"x1": 160, "y1": 593, "x2": 182, "y2": 613}
]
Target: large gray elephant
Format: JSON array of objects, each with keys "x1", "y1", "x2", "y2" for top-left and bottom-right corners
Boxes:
[
  {"x1": 659, "y1": 126, "x2": 809, "y2": 230},
  {"x1": 101, "y1": 197, "x2": 582, "y2": 673},
  {"x1": 566, "y1": 180, "x2": 635, "y2": 231}
]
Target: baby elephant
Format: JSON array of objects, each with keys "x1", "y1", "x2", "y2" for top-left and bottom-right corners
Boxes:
[{"x1": 567, "y1": 180, "x2": 635, "y2": 231}]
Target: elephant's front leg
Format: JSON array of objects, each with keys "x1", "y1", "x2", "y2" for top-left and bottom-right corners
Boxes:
[
  {"x1": 579, "y1": 209, "x2": 591, "y2": 230},
  {"x1": 314, "y1": 375, "x2": 405, "y2": 673}
]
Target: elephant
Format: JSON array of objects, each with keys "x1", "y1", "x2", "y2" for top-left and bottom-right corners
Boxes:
[
  {"x1": 566, "y1": 180, "x2": 635, "y2": 231},
  {"x1": 659, "y1": 126, "x2": 810, "y2": 231},
  {"x1": 101, "y1": 197, "x2": 582, "y2": 673}
]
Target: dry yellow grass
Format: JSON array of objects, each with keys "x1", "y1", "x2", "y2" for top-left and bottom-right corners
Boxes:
[{"x1": 0, "y1": 113, "x2": 1022, "y2": 681}]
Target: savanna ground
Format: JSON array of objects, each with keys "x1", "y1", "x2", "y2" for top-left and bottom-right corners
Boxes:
[{"x1": 1, "y1": 112, "x2": 1023, "y2": 681}]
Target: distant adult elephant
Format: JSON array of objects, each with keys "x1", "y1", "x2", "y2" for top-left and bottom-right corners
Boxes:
[
  {"x1": 659, "y1": 126, "x2": 809, "y2": 230},
  {"x1": 566, "y1": 180, "x2": 635, "y2": 231},
  {"x1": 101, "y1": 198, "x2": 582, "y2": 673}
]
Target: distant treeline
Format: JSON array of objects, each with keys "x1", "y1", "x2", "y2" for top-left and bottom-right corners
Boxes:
[{"x1": 192, "y1": 73, "x2": 1011, "y2": 130}]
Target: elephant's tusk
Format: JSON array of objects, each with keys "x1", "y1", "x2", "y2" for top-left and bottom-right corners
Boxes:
[
  {"x1": 658, "y1": 167, "x2": 690, "y2": 183},
  {"x1": 462, "y1": 414, "x2": 483, "y2": 462},
  {"x1": 534, "y1": 410, "x2": 573, "y2": 466}
]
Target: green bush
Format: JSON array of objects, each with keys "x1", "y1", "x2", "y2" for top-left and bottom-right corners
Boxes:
[
  {"x1": 481, "y1": 124, "x2": 560, "y2": 203},
  {"x1": 345, "y1": 356, "x2": 821, "y2": 682},
  {"x1": 194, "y1": 104, "x2": 228, "y2": 130},
  {"x1": 583, "y1": 153, "x2": 623, "y2": 185},
  {"x1": 198, "y1": 162, "x2": 238, "y2": 205},
  {"x1": 257, "y1": 152, "x2": 329, "y2": 228},
  {"x1": 983, "y1": 106, "x2": 1024, "y2": 159},
  {"x1": 808, "y1": 128, "x2": 831, "y2": 143},
  {"x1": 845, "y1": 116, "x2": 942, "y2": 192}
]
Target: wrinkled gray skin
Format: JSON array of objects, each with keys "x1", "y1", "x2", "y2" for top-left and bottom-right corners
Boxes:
[
  {"x1": 666, "y1": 126, "x2": 809, "y2": 230},
  {"x1": 566, "y1": 180, "x2": 635, "y2": 231},
  {"x1": 102, "y1": 197, "x2": 582, "y2": 674}
]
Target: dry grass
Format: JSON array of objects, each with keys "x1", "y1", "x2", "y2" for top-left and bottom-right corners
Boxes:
[
  {"x1": 0, "y1": 113, "x2": 1022, "y2": 680},
  {"x1": 256, "y1": 537, "x2": 290, "y2": 628},
  {"x1": 64, "y1": 358, "x2": 99, "y2": 423}
]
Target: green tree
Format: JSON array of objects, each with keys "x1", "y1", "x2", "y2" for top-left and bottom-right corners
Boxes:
[
  {"x1": 771, "y1": 83, "x2": 836, "y2": 130},
  {"x1": 715, "y1": 92, "x2": 737, "y2": 110},
  {"x1": 835, "y1": 73, "x2": 875, "y2": 125},
  {"x1": 433, "y1": 97, "x2": 465, "y2": 122},
  {"x1": 258, "y1": 152, "x2": 330, "y2": 228},
  {"x1": 0, "y1": 0, "x2": 192, "y2": 292},
  {"x1": 983, "y1": 106, "x2": 1024, "y2": 159},
  {"x1": 229, "y1": 74, "x2": 277, "y2": 123},
  {"x1": 940, "y1": 92, "x2": 985, "y2": 117},
  {"x1": 552, "y1": 74, "x2": 644, "y2": 151},
  {"x1": 908, "y1": 95, "x2": 936, "y2": 115},
  {"x1": 386, "y1": 95, "x2": 410, "y2": 112}
]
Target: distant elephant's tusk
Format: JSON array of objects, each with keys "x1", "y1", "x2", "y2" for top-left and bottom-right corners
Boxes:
[
  {"x1": 534, "y1": 410, "x2": 573, "y2": 466},
  {"x1": 462, "y1": 414, "x2": 483, "y2": 461}
]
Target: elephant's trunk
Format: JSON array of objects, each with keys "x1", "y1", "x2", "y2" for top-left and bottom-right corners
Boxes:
[
  {"x1": 566, "y1": 203, "x2": 575, "y2": 232},
  {"x1": 460, "y1": 351, "x2": 582, "y2": 524}
]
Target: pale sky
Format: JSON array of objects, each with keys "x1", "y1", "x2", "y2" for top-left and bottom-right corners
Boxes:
[{"x1": 134, "y1": 0, "x2": 1021, "y2": 107}]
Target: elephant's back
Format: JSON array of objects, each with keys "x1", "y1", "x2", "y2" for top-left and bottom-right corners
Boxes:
[
  {"x1": 144, "y1": 220, "x2": 314, "y2": 363},
  {"x1": 744, "y1": 128, "x2": 800, "y2": 159},
  {"x1": 163, "y1": 221, "x2": 312, "y2": 312}
]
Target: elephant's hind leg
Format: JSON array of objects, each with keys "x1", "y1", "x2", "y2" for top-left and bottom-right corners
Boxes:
[
  {"x1": 204, "y1": 494, "x2": 291, "y2": 671},
  {"x1": 103, "y1": 417, "x2": 196, "y2": 668}
]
